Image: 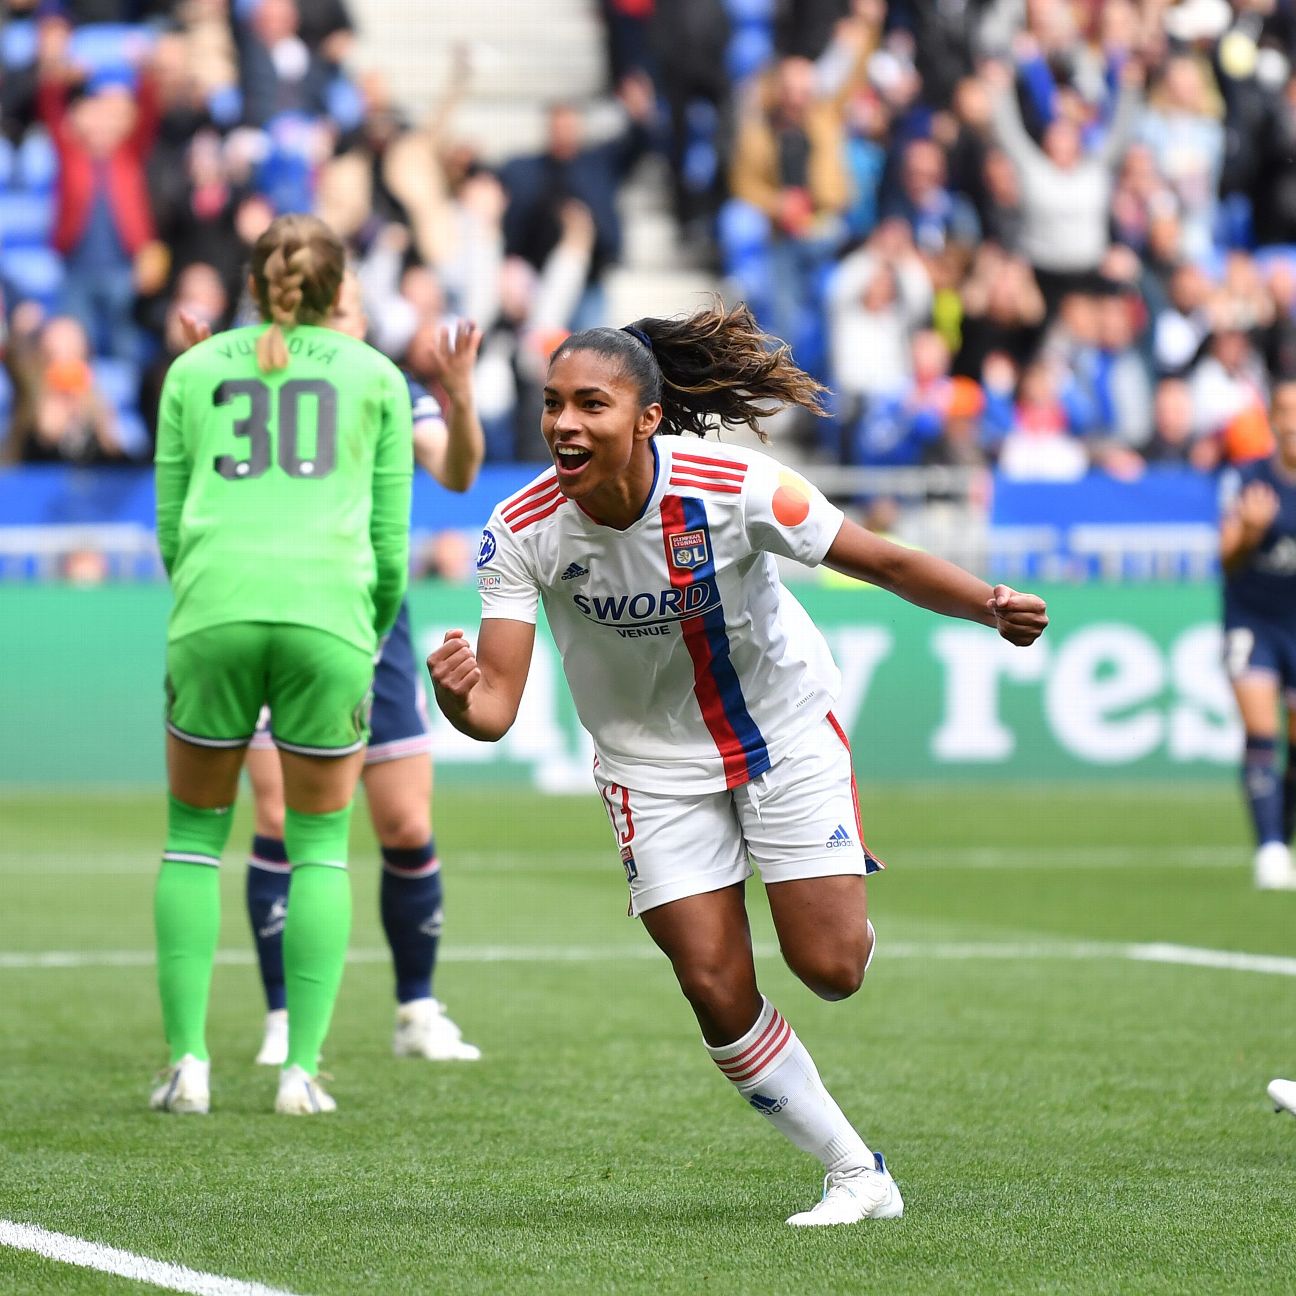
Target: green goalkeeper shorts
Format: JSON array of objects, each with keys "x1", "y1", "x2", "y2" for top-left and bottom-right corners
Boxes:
[{"x1": 165, "y1": 622, "x2": 374, "y2": 756}]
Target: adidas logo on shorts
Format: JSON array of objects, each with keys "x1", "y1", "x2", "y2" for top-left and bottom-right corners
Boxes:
[{"x1": 825, "y1": 824, "x2": 852, "y2": 849}]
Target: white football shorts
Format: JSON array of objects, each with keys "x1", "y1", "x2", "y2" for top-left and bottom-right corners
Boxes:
[{"x1": 594, "y1": 712, "x2": 884, "y2": 917}]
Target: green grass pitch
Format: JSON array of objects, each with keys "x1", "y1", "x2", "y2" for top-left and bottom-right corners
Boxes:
[{"x1": 1, "y1": 783, "x2": 1294, "y2": 1294}]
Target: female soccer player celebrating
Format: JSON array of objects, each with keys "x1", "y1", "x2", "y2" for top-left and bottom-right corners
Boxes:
[
  {"x1": 1220, "y1": 377, "x2": 1296, "y2": 892},
  {"x1": 428, "y1": 303, "x2": 1048, "y2": 1225},
  {"x1": 153, "y1": 214, "x2": 413, "y2": 1116}
]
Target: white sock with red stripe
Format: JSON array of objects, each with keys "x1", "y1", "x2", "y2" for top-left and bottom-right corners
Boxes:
[{"x1": 705, "y1": 996, "x2": 873, "y2": 1174}]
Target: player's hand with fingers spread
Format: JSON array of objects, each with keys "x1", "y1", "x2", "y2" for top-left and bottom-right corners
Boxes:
[
  {"x1": 419, "y1": 321, "x2": 483, "y2": 406},
  {"x1": 987, "y1": 584, "x2": 1048, "y2": 647},
  {"x1": 428, "y1": 629, "x2": 482, "y2": 708}
]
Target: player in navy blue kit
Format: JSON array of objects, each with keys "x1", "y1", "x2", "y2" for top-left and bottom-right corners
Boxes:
[
  {"x1": 234, "y1": 273, "x2": 486, "y2": 1063},
  {"x1": 1220, "y1": 378, "x2": 1296, "y2": 893}
]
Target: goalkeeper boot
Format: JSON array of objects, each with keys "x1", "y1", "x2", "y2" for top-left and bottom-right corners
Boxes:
[
  {"x1": 150, "y1": 1055, "x2": 210, "y2": 1115},
  {"x1": 275, "y1": 1064, "x2": 336, "y2": 1115}
]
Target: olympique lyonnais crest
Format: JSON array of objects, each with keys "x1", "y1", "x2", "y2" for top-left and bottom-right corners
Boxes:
[
  {"x1": 620, "y1": 845, "x2": 638, "y2": 882},
  {"x1": 669, "y1": 529, "x2": 709, "y2": 570}
]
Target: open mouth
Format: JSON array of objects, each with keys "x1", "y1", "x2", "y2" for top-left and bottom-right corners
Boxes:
[{"x1": 554, "y1": 445, "x2": 594, "y2": 477}]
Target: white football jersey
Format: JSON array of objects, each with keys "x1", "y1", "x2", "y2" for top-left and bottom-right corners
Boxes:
[{"x1": 475, "y1": 440, "x2": 847, "y2": 795}]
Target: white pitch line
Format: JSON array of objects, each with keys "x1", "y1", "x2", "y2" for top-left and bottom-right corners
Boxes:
[
  {"x1": 2, "y1": 939, "x2": 1295, "y2": 976},
  {"x1": 0, "y1": 844, "x2": 1246, "y2": 876},
  {"x1": 0, "y1": 1219, "x2": 303, "y2": 1296},
  {"x1": 1126, "y1": 943, "x2": 1296, "y2": 977}
]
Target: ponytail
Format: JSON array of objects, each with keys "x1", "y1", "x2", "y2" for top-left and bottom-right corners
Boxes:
[
  {"x1": 248, "y1": 214, "x2": 347, "y2": 373},
  {"x1": 553, "y1": 301, "x2": 827, "y2": 440}
]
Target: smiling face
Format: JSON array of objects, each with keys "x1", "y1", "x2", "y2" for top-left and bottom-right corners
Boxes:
[{"x1": 542, "y1": 348, "x2": 661, "y2": 527}]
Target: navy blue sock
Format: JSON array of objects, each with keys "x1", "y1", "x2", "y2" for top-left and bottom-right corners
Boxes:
[
  {"x1": 1284, "y1": 752, "x2": 1296, "y2": 843},
  {"x1": 1243, "y1": 737, "x2": 1284, "y2": 846},
  {"x1": 246, "y1": 835, "x2": 290, "y2": 1012},
  {"x1": 380, "y1": 841, "x2": 442, "y2": 1005}
]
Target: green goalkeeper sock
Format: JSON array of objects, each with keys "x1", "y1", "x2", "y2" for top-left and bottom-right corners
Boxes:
[
  {"x1": 283, "y1": 805, "x2": 353, "y2": 1075},
  {"x1": 155, "y1": 795, "x2": 233, "y2": 1064}
]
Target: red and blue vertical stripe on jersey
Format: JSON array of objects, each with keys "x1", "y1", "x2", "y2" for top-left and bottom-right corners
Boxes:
[{"x1": 660, "y1": 494, "x2": 769, "y2": 788}]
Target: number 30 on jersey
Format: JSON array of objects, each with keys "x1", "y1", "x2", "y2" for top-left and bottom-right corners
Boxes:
[{"x1": 212, "y1": 378, "x2": 338, "y2": 481}]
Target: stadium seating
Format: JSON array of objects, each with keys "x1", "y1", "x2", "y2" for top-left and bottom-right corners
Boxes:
[
  {"x1": 67, "y1": 23, "x2": 154, "y2": 80},
  {"x1": 16, "y1": 131, "x2": 58, "y2": 193},
  {"x1": 1, "y1": 19, "x2": 38, "y2": 71},
  {"x1": 0, "y1": 192, "x2": 56, "y2": 250},
  {"x1": 0, "y1": 246, "x2": 64, "y2": 314}
]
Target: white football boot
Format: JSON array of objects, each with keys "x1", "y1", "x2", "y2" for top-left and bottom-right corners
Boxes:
[
  {"x1": 254, "y1": 1009, "x2": 289, "y2": 1066},
  {"x1": 1269, "y1": 1078, "x2": 1296, "y2": 1117},
  {"x1": 1254, "y1": 842, "x2": 1296, "y2": 890},
  {"x1": 786, "y1": 1152, "x2": 904, "y2": 1226},
  {"x1": 393, "y1": 998, "x2": 481, "y2": 1061},
  {"x1": 274, "y1": 1064, "x2": 337, "y2": 1115},
  {"x1": 150, "y1": 1055, "x2": 210, "y2": 1114}
]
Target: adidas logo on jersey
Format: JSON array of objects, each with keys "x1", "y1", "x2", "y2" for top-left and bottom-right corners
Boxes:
[
  {"x1": 825, "y1": 824, "x2": 853, "y2": 849},
  {"x1": 561, "y1": 562, "x2": 590, "y2": 582}
]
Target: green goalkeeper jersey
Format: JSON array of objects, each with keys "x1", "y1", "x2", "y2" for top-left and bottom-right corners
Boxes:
[{"x1": 154, "y1": 324, "x2": 414, "y2": 655}]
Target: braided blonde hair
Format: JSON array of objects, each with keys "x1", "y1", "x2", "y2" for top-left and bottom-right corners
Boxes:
[{"x1": 248, "y1": 214, "x2": 346, "y2": 372}]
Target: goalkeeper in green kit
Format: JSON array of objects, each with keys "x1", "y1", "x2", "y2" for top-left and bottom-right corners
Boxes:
[{"x1": 151, "y1": 213, "x2": 413, "y2": 1115}]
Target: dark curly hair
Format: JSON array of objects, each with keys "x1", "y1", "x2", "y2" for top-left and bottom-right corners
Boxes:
[{"x1": 551, "y1": 300, "x2": 827, "y2": 440}]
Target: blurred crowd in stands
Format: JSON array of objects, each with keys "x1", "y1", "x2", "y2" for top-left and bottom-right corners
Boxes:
[{"x1": 4, "y1": 0, "x2": 1296, "y2": 485}]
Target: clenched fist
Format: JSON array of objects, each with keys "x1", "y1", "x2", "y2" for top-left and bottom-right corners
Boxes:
[
  {"x1": 427, "y1": 629, "x2": 481, "y2": 706},
  {"x1": 986, "y1": 585, "x2": 1048, "y2": 647}
]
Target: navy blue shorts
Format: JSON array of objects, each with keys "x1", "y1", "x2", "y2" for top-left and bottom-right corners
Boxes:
[
  {"x1": 1223, "y1": 613, "x2": 1296, "y2": 699},
  {"x1": 252, "y1": 600, "x2": 431, "y2": 764}
]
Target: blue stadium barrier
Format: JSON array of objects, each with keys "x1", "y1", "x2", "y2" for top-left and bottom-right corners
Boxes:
[
  {"x1": 0, "y1": 192, "x2": 55, "y2": 249},
  {"x1": 0, "y1": 463, "x2": 540, "y2": 532},
  {"x1": 989, "y1": 468, "x2": 1219, "y2": 582},
  {"x1": 991, "y1": 469, "x2": 1216, "y2": 528}
]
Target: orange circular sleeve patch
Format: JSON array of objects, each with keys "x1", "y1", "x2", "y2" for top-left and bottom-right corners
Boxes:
[{"x1": 772, "y1": 473, "x2": 811, "y2": 526}]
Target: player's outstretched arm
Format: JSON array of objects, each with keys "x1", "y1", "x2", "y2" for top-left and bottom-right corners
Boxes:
[
  {"x1": 823, "y1": 518, "x2": 1048, "y2": 647},
  {"x1": 413, "y1": 322, "x2": 486, "y2": 492},
  {"x1": 428, "y1": 620, "x2": 535, "y2": 741}
]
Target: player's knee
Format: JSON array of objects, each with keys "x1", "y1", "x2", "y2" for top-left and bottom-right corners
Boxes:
[
  {"x1": 372, "y1": 808, "x2": 431, "y2": 850},
  {"x1": 255, "y1": 805, "x2": 286, "y2": 839},
  {"x1": 788, "y1": 936, "x2": 872, "y2": 1001},
  {"x1": 673, "y1": 957, "x2": 749, "y2": 1018},
  {"x1": 804, "y1": 961, "x2": 866, "y2": 1001}
]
